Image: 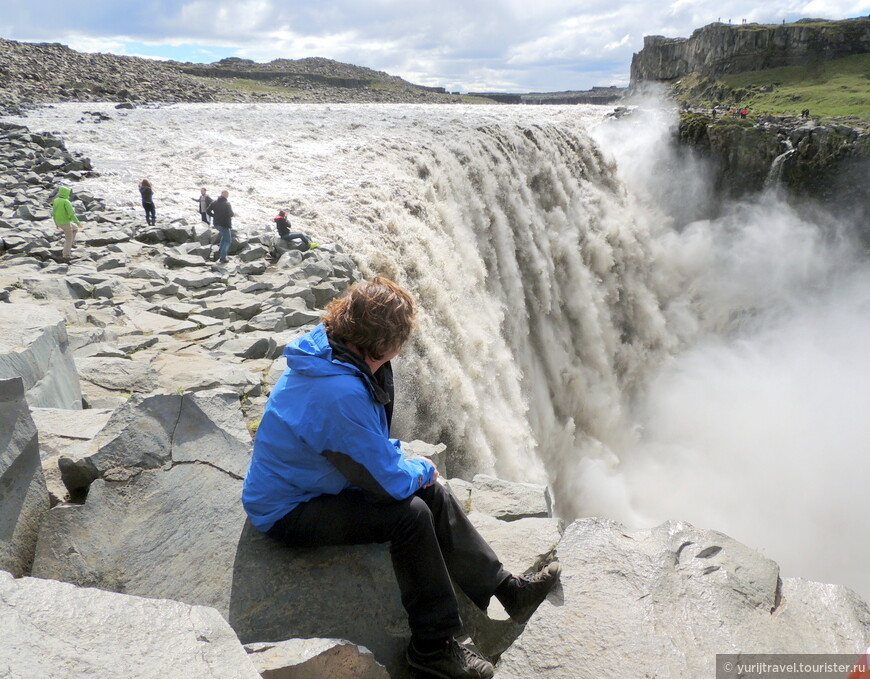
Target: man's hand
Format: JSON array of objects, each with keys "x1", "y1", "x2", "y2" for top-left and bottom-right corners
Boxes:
[{"x1": 422, "y1": 457, "x2": 439, "y2": 488}]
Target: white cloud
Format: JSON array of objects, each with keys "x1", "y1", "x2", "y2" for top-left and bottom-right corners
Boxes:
[
  {"x1": 801, "y1": 0, "x2": 870, "y2": 14},
  {"x1": 64, "y1": 35, "x2": 129, "y2": 55},
  {"x1": 6, "y1": 0, "x2": 868, "y2": 92},
  {"x1": 605, "y1": 34, "x2": 631, "y2": 50}
]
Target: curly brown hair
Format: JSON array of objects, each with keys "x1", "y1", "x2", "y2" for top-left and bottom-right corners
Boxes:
[{"x1": 322, "y1": 274, "x2": 417, "y2": 360}]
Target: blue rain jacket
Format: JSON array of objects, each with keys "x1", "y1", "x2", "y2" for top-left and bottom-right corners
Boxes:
[{"x1": 242, "y1": 323, "x2": 435, "y2": 532}]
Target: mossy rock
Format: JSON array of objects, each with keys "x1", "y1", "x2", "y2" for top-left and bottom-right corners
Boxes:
[{"x1": 678, "y1": 112, "x2": 713, "y2": 147}]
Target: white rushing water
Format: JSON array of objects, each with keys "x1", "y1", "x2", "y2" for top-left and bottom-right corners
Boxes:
[{"x1": 14, "y1": 102, "x2": 870, "y2": 601}]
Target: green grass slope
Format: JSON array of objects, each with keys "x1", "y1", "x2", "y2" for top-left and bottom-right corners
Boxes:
[{"x1": 718, "y1": 53, "x2": 870, "y2": 118}]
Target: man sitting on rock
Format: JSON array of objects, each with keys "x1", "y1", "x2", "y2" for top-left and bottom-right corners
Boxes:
[
  {"x1": 273, "y1": 209, "x2": 316, "y2": 250},
  {"x1": 242, "y1": 274, "x2": 560, "y2": 679}
]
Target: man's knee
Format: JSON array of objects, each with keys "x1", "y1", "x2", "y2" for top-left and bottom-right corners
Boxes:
[
  {"x1": 417, "y1": 480, "x2": 457, "y2": 511},
  {"x1": 405, "y1": 495, "x2": 434, "y2": 523},
  {"x1": 389, "y1": 495, "x2": 435, "y2": 540}
]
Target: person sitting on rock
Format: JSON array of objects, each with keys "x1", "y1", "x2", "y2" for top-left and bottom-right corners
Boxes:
[
  {"x1": 273, "y1": 210, "x2": 316, "y2": 250},
  {"x1": 242, "y1": 274, "x2": 561, "y2": 679},
  {"x1": 51, "y1": 185, "x2": 81, "y2": 262},
  {"x1": 138, "y1": 179, "x2": 156, "y2": 226}
]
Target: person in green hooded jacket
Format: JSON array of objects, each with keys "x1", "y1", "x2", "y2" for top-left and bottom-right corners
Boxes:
[{"x1": 51, "y1": 186, "x2": 80, "y2": 260}]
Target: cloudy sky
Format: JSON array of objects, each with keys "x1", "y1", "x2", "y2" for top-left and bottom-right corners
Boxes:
[{"x1": 3, "y1": 1, "x2": 868, "y2": 92}]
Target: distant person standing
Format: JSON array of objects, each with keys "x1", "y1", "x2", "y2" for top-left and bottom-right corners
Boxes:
[
  {"x1": 207, "y1": 190, "x2": 234, "y2": 263},
  {"x1": 273, "y1": 210, "x2": 314, "y2": 250},
  {"x1": 193, "y1": 187, "x2": 213, "y2": 224},
  {"x1": 51, "y1": 185, "x2": 80, "y2": 262},
  {"x1": 139, "y1": 179, "x2": 156, "y2": 226}
]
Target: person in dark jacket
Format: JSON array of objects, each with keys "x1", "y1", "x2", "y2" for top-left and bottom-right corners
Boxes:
[
  {"x1": 138, "y1": 179, "x2": 156, "y2": 226},
  {"x1": 242, "y1": 275, "x2": 561, "y2": 679},
  {"x1": 273, "y1": 210, "x2": 313, "y2": 250},
  {"x1": 193, "y1": 188, "x2": 213, "y2": 224},
  {"x1": 207, "y1": 190, "x2": 234, "y2": 263}
]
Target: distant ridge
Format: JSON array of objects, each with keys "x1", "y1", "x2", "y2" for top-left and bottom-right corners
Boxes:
[
  {"x1": 0, "y1": 38, "x2": 472, "y2": 112},
  {"x1": 468, "y1": 86, "x2": 624, "y2": 105},
  {"x1": 0, "y1": 37, "x2": 626, "y2": 113}
]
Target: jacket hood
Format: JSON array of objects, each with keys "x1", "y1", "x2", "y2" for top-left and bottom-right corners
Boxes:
[
  {"x1": 285, "y1": 324, "x2": 393, "y2": 409},
  {"x1": 284, "y1": 323, "x2": 357, "y2": 378},
  {"x1": 57, "y1": 186, "x2": 71, "y2": 199}
]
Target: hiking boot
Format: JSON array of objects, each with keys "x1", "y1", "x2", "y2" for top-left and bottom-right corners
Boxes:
[
  {"x1": 495, "y1": 561, "x2": 561, "y2": 623},
  {"x1": 407, "y1": 637, "x2": 493, "y2": 679}
]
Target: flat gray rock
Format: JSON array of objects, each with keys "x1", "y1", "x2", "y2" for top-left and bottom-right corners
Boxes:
[
  {"x1": 244, "y1": 311, "x2": 287, "y2": 333},
  {"x1": 0, "y1": 303, "x2": 82, "y2": 409},
  {"x1": 150, "y1": 351, "x2": 262, "y2": 396},
  {"x1": 0, "y1": 378, "x2": 50, "y2": 576},
  {"x1": 461, "y1": 512, "x2": 564, "y2": 659},
  {"x1": 494, "y1": 518, "x2": 870, "y2": 679},
  {"x1": 164, "y1": 251, "x2": 208, "y2": 268},
  {"x1": 31, "y1": 405, "x2": 113, "y2": 502},
  {"x1": 0, "y1": 571, "x2": 261, "y2": 679},
  {"x1": 56, "y1": 388, "x2": 251, "y2": 492},
  {"x1": 32, "y1": 438, "x2": 552, "y2": 677},
  {"x1": 30, "y1": 406, "x2": 114, "y2": 451},
  {"x1": 446, "y1": 475, "x2": 551, "y2": 521},
  {"x1": 161, "y1": 300, "x2": 201, "y2": 319},
  {"x1": 172, "y1": 271, "x2": 226, "y2": 289},
  {"x1": 118, "y1": 303, "x2": 199, "y2": 335},
  {"x1": 73, "y1": 341, "x2": 129, "y2": 359},
  {"x1": 76, "y1": 356, "x2": 159, "y2": 394},
  {"x1": 196, "y1": 292, "x2": 264, "y2": 321},
  {"x1": 240, "y1": 260, "x2": 267, "y2": 276},
  {"x1": 285, "y1": 308, "x2": 321, "y2": 327}
]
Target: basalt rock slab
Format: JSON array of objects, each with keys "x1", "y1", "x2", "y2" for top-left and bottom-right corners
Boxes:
[
  {"x1": 75, "y1": 356, "x2": 159, "y2": 407},
  {"x1": 0, "y1": 377, "x2": 50, "y2": 576},
  {"x1": 32, "y1": 415, "x2": 556, "y2": 679},
  {"x1": 30, "y1": 405, "x2": 113, "y2": 503},
  {"x1": 55, "y1": 388, "x2": 250, "y2": 493},
  {"x1": 447, "y1": 474, "x2": 552, "y2": 521},
  {"x1": 120, "y1": 305, "x2": 199, "y2": 335},
  {"x1": 0, "y1": 303, "x2": 82, "y2": 409},
  {"x1": 150, "y1": 351, "x2": 263, "y2": 396},
  {"x1": 494, "y1": 518, "x2": 870, "y2": 679},
  {"x1": 0, "y1": 571, "x2": 261, "y2": 679}
]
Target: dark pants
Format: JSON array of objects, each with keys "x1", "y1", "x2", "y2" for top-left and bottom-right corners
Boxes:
[
  {"x1": 143, "y1": 202, "x2": 155, "y2": 225},
  {"x1": 267, "y1": 483, "x2": 510, "y2": 640},
  {"x1": 200, "y1": 211, "x2": 210, "y2": 224}
]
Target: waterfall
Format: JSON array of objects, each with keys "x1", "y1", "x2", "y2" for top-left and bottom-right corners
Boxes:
[
  {"x1": 357, "y1": 123, "x2": 687, "y2": 518},
  {"x1": 14, "y1": 103, "x2": 870, "y2": 599},
  {"x1": 764, "y1": 138, "x2": 795, "y2": 189},
  {"x1": 12, "y1": 103, "x2": 688, "y2": 519}
]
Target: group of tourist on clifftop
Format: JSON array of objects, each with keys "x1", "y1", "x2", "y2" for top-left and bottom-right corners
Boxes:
[{"x1": 50, "y1": 183, "x2": 317, "y2": 263}]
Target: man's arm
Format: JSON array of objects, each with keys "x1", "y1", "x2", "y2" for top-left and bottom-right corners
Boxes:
[{"x1": 312, "y1": 390, "x2": 435, "y2": 502}]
